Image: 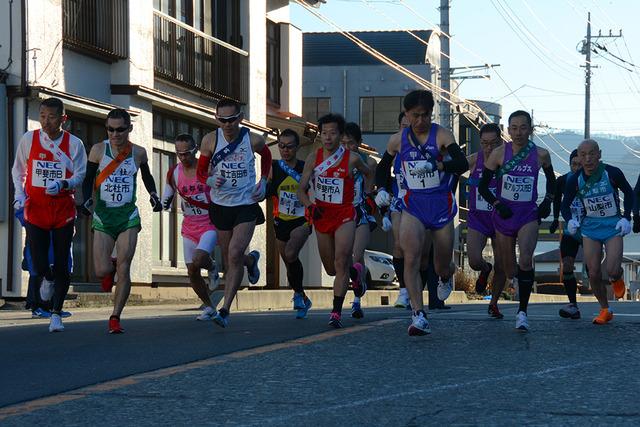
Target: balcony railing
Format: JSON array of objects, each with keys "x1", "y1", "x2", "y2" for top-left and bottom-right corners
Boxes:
[
  {"x1": 63, "y1": 0, "x2": 129, "y2": 61},
  {"x1": 153, "y1": 11, "x2": 249, "y2": 104}
]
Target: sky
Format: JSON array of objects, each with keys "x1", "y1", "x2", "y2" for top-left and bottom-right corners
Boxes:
[{"x1": 291, "y1": 0, "x2": 640, "y2": 137}]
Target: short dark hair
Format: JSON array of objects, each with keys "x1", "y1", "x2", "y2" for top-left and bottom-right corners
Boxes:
[
  {"x1": 175, "y1": 133, "x2": 196, "y2": 148},
  {"x1": 508, "y1": 110, "x2": 532, "y2": 127},
  {"x1": 40, "y1": 97, "x2": 64, "y2": 116},
  {"x1": 317, "y1": 113, "x2": 346, "y2": 134},
  {"x1": 216, "y1": 98, "x2": 241, "y2": 115},
  {"x1": 403, "y1": 90, "x2": 434, "y2": 112},
  {"x1": 279, "y1": 128, "x2": 300, "y2": 146},
  {"x1": 479, "y1": 123, "x2": 501, "y2": 139},
  {"x1": 344, "y1": 122, "x2": 362, "y2": 143},
  {"x1": 569, "y1": 149, "x2": 579, "y2": 162},
  {"x1": 398, "y1": 111, "x2": 405, "y2": 125},
  {"x1": 106, "y1": 108, "x2": 131, "y2": 127}
]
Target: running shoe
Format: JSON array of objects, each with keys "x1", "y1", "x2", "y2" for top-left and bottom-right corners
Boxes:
[
  {"x1": 475, "y1": 263, "x2": 492, "y2": 295},
  {"x1": 488, "y1": 304, "x2": 504, "y2": 319},
  {"x1": 101, "y1": 258, "x2": 117, "y2": 293},
  {"x1": 247, "y1": 250, "x2": 261, "y2": 285},
  {"x1": 350, "y1": 263, "x2": 367, "y2": 298},
  {"x1": 394, "y1": 290, "x2": 410, "y2": 309},
  {"x1": 328, "y1": 311, "x2": 343, "y2": 328},
  {"x1": 208, "y1": 261, "x2": 220, "y2": 291},
  {"x1": 408, "y1": 311, "x2": 431, "y2": 336},
  {"x1": 40, "y1": 278, "x2": 54, "y2": 302},
  {"x1": 32, "y1": 307, "x2": 52, "y2": 319},
  {"x1": 593, "y1": 308, "x2": 613, "y2": 325},
  {"x1": 437, "y1": 277, "x2": 453, "y2": 301},
  {"x1": 293, "y1": 293, "x2": 305, "y2": 310},
  {"x1": 611, "y1": 278, "x2": 626, "y2": 300},
  {"x1": 213, "y1": 311, "x2": 229, "y2": 328},
  {"x1": 351, "y1": 301, "x2": 364, "y2": 319},
  {"x1": 559, "y1": 304, "x2": 581, "y2": 319},
  {"x1": 48, "y1": 314, "x2": 64, "y2": 333},
  {"x1": 108, "y1": 316, "x2": 124, "y2": 334},
  {"x1": 60, "y1": 310, "x2": 72, "y2": 318},
  {"x1": 196, "y1": 306, "x2": 216, "y2": 321},
  {"x1": 295, "y1": 297, "x2": 312, "y2": 319},
  {"x1": 515, "y1": 311, "x2": 529, "y2": 331}
]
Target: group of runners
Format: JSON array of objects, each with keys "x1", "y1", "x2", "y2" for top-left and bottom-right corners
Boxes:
[{"x1": 11, "y1": 91, "x2": 637, "y2": 335}]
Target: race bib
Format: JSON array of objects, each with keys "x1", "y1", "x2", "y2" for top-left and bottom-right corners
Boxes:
[
  {"x1": 584, "y1": 194, "x2": 616, "y2": 218},
  {"x1": 31, "y1": 159, "x2": 64, "y2": 187},
  {"x1": 501, "y1": 174, "x2": 533, "y2": 202},
  {"x1": 476, "y1": 187, "x2": 496, "y2": 212},
  {"x1": 219, "y1": 159, "x2": 250, "y2": 189},
  {"x1": 403, "y1": 160, "x2": 439, "y2": 190},
  {"x1": 101, "y1": 174, "x2": 134, "y2": 207},
  {"x1": 278, "y1": 190, "x2": 305, "y2": 217},
  {"x1": 569, "y1": 198, "x2": 585, "y2": 222},
  {"x1": 182, "y1": 193, "x2": 208, "y2": 216},
  {"x1": 315, "y1": 176, "x2": 344, "y2": 204}
]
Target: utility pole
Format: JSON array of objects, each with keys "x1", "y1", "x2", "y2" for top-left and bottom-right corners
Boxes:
[
  {"x1": 439, "y1": 0, "x2": 451, "y2": 130},
  {"x1": 580, "y1": 12, "x2": 621, "y2": 139}
]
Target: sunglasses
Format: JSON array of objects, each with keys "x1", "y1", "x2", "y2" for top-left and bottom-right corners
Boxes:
[
  {"x1": 106, "y1": 126, "x2": 129, "y2": 133},
  {"x1": 176, "y1": 147, "x2": 197, "y2": 156},
  {"x1": 216, "y1": 113, "x2": 242, "y2": 124},
  {"x1": 278, "y1": 143, "x2": 297, "y2": 150}
]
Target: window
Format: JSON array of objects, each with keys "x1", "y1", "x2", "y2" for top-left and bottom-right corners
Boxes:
[
  {"x1": 360, "y1": 97, "x2": 403, "y2": 133},
  {"x1": 266, "y1": 19, "x2": 281, "y2": 105},
  {"x1": 302, "y1": 97, "x2": 331, "y2": 124}
]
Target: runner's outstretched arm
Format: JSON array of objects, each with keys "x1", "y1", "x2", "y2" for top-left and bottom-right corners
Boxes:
[
  {"x1": 436, "y1": 128, "x2": 468, "y2": 174},
  {"x1": 297, "y1": 153, "x2": 315, "y2": 208},
  {"x1": 607, "y1": 165, "x2": 633, "y2": 219},
  {"x1": 138, "y1": 149, "x2": 162, "y2": 212}
]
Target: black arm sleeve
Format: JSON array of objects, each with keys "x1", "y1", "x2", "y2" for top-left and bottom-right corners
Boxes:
[
  {"x1": 634, "y1": 175, "x2": 640, "y2": 216},
  {"x1": 82, "y1": 161, "x2": 99, "y2": 202},
  {"x1": 442, "y1": 143, "x2": 469, "y2": 174},
  {"x1": 478, "y1": 167, "x2": 498, "y2": 206},
  {"x1": 375, "y1": 151, "x2": 394, "y2": 192},
  {"x1": 553, "y1": 174, "x2": 566, "y2": 219},
  {"x1": 139, "y1": 162, "x2": 158, "y2": 195},
  {"x1": 543, "y1": 164, "x2": 557, "y2": 199},
  {"x1": 561, "y1": 173, "x2": 579, "y2": 222},
  {"x1": 607, "y1": 165, "x2": 633, "y2": 219}
]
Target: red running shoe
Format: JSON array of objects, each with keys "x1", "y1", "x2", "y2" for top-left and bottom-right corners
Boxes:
[
  {"x1": 109, "y1": 316, "x2": 124, "y2": 334},
  {"x1": 101, "y1": 258, "x2": 117, "y2": 293},
  {"x1": 475, "y1": 263, "x2": 492, "y2": 294}
]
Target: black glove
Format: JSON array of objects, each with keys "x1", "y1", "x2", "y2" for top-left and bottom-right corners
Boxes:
[
  {"x1": 150, "y1": 192, "x2": 163, "y2": 212},
  {"x1": 549, "y1": 218, "x2": 559, "y2": 234},
  {"x1": 80, "y1": 198, "x2": 93, "y2": 217},
  {"x1": 162, "y1": 194, "x2": 174, "y2": 211},
  {"x1": 634, "y1": 215, "x2": 640, "y2": 233},
  {"x1": 537, "y1": 198, "x2": 552, "y2": 220},
  {"x1": 495, "y1": 202, "x2": 513, "y2": 219}
]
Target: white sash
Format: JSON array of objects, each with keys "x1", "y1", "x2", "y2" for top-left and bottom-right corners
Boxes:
[
  {"x1": 313, "y1": 145, "x2": 346, "y2": 177},
  {"x1": 40, "y1": 131, "x2": 74, "y2": 174}
]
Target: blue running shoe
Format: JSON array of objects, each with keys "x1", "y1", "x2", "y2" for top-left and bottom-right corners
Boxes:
[
  {"x1": 351, "y1": 301, "x2": 364, "y2": 319},
  {"x1": 213, "y1": 311, "x2": 229, "y2": 328},
  {"x1": 31, "y1": 308, "x2": 52, "y2": 319},
  {"x1": 296, "y1": 297, "x2": 312, "y2": 319},
  {"x1": 292, "y1": 293, "x2": 305, "y2": 310},
  {"x1": 247, "y1": 250, "x2": 261, "y2": 285},
  {"x1": 60, "y1": 310, "x2": 72, "y2": 318},
  {"x1": 328, "y1": 311, "x2": 342, "y2": 328}
]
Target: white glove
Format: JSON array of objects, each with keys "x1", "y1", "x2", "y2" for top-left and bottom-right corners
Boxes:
[
  {"x1": 45, "y1": 180, "x2": 65, "y2": 196},
  {"x1": 381, "y1": 214, "x2": 392, "y2": 232},
  {"x1": 206, "y1": 176, "x2": 226, "y2": 188},
  {"x1": 567, "y1": 219, "x2": 580, "y2": 235},
  {"x1": 615, "y1": 218, "x2": 631, "y2": 237},
  {"x1": 416, "y1": 162, "x2": 434, "y2": 175},
  {"x1": 251, "y1": 177, "x2": 267, "y2": 202},
  {"x1": 375, "y1": 189, "x2": 392, "y2": 208},
  {"x1": 13, "y1": 194, "x2": 25, "y2": 210}
]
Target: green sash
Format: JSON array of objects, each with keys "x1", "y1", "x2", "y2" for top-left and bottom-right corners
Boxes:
[
  {"x1": 577, "y1": 162, "x2": 605, "y2": 200},
  {"x1": 496, "y1": 140, "x2": 534, "y2": 179}
]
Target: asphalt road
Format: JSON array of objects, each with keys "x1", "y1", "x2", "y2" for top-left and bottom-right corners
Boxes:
[{"x1": 2, "y1": 302, "x2": 640, "y2": 426}]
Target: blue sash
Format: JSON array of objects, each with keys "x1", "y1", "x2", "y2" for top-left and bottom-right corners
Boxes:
[
  {"x1": 278, "y1": 159, "x2": 301, "y2": 183},
  {"x1": 211, "y1": 127, "x2": 249, "y2": 168}
]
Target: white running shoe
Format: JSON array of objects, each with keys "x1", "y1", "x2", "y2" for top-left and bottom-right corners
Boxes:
[
  {"x1": 437, "y1": 277, "x2": 453, "y2": 301},
  {"x1": 49, "y1": 314, "x2": 64, "y2": 332},
  {"x1": 208, "y1": 261, "x2": 220, "y2": 291},
  {"x1": 394, "y1": 289, "x2": 410, "y2": 308},
  {"x1": 515, "y1": 311, "x2": 529, "y2": 331},
  {"x1": 40, "y1": 278, "x2": 54, "y2": 302},
  {"x1": 408, "y1": 311, "x2": 431, "y2": 336},
  {"x1": 196, "y1": 306, "x2": 216, "y2": 321}
]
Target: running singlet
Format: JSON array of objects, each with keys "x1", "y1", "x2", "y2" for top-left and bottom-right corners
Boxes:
[
  {"x1": 578, "y1": 169, "x2": 620, "y2": 219},
  {"x1": 96, "y1": 141, "x2": 138, "y2": 210},
  {"x1": 495, "y1": 142, "x2": 539, "y2": 211},
  {"x1": 352, "y1": 152, "x2": 368, "y2": 206},
  {"x1": 271, "y1": 160, "x2": 305, "y2": 221},
  {"x1": 25, "y1": 130, "x2": 74, "y2": 202},
  {"x1": 172, "y1": 163, "x2": 215, "y2": 240},
  {"x1": 400, "y1": 124, "x2": 454, "y2": 197},
  {"x1": 210, "y1": 127, "x2": 256, "y2": 207},
  {"x1": 563, "y1": 172, "x2": 585, "y2": 238},
  {"x1": 468, "y1": 151, "x2": 496, "y2": 213},
  {"x1": 313, "y1": 148, "x2": 354, "y2": 208}
]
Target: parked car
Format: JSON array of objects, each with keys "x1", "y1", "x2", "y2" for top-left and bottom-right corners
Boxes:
[{"x1": 364, "y1": 249, "x2": 397, "y2": 288}]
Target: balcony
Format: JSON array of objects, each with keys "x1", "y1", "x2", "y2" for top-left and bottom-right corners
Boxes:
[
  {"x1": 62, "y1": 0, "x2": 129, "y2": 61},
  {"x1": 153, "y1": 11, "x2": 249, "y2": 104}
]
